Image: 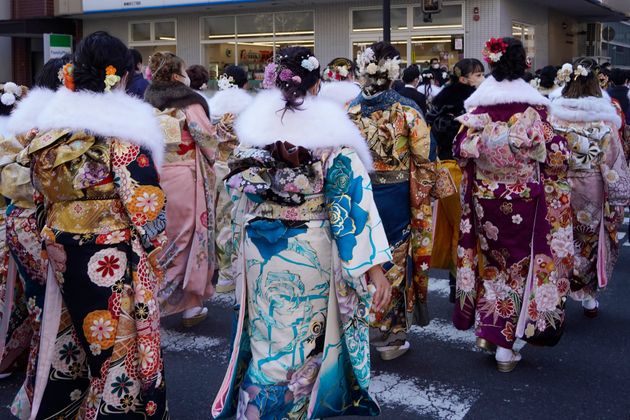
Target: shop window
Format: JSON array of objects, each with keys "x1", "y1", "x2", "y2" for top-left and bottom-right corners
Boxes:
[
  {"x1": 512, "y1": 22, "x2": 535, "y2": 68},
  {"x1": 130, "y1": 22, "x2": 151, "y2": 42},
  {"x1": 129, "y1": 20, "x2": 177, "y2": 70},
  {"x1": 155, "y1": 21, "x2": 176, "y2": 42},
  {"x1": 352, "y1": 8, "x2": 407, "y2": 32},
  {"x1": 201, "y1": 11, "x2": 314, "y2": 91},
  {"x1": 412, "y1": 35, "x2": 464, "y2": 70},
  {"x1": 412, "y1": 4, "x2": 463, "y2": 29}
]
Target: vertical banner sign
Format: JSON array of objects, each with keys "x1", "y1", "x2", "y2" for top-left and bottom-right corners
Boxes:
[{"x1": 44, "y1": 34, "x2": 73, "y2": 63}]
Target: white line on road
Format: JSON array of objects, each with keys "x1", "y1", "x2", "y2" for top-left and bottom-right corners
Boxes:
[{"x1": 370, "y1": 372, "x2": 478, "y2": 420}]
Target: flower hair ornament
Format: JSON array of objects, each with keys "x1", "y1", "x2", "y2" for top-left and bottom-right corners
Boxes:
[
  {"x1": 555, "y1": 63, "x2": 573, "y2": 85},
  {"x1": 323, "y1": 65, "x2": 350, "y2": 82},
  {"x1": 529, "y1": 77, "x2": 541, "y2": 89},
  {"x1": 0, "y1": 82, "x2": 24, "y2": 107},
  {"x1": 62, "y1": 63, "x2": 75, "y2": 91},
  {"x1": 217, "y1": 74, "x2": 238, "y2": 91},
  {"x1": 356, "y1": 47, "x2": 401, "y2": 93},
  {"x1": 482, "y1": 37, "x2": 508, "y2": 65},
  {"x1": 262, "y1": 53, "x2": 318, "y2": 90},
  {"x1": 573, "y1": 64, "x2": 590, "y2": 80},
  {"x1": 104, "y1": 66, "x2": 121, "y2": 92}
]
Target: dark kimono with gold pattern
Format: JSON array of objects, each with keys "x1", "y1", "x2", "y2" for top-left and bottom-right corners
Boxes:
[
  {"x1": 28, "y1": 128, "x2": 168, "y2": 419},
  {"x1": 348, "y1": 90, "x2": 455, "y2": 348}
]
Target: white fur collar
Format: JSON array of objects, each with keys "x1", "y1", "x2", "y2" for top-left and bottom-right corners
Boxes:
[
  {"x1": 208, "y1": 88, "x2": 253, "y2": 121},
  {"x1": 235, "y1": 89, "x2": 373, "y2": 170},
  {"x1": 550, "y1": 95, "x2": 622, "y2": 129},
  {"x1": 36, "y1": 88, "x2": 165, "y2": 167},
  {"x1": 7, "y1": 88, "x2": 56, "y2": 135},
  {"x1": 465, "y1": 76, "x2": 550, "y2": 110},
  {"x1": 319, "y1": 81, "x2": 361, "y2": 107}
]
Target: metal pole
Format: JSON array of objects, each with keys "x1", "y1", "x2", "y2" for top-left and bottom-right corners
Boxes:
[{"x1": 383, "y1": 0, "x2": 391, "y2": 44}]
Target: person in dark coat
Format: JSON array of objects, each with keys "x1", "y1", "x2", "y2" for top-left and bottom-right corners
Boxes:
[
  {"x1": 607, "y1": 68, "x2": 630, "y2": 124},
  {"x1": 397, "y1": 65, "x2": 427, "y2": 115},
  {"x1": 126, "y1": 48, "x2": 150, "y2": 98}
]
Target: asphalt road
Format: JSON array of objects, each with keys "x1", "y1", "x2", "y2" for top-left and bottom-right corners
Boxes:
[{"x1": 2, "y1": 233, "x2": 630, "y2": 419}]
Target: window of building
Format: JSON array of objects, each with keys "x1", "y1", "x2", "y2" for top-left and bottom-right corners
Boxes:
[
  {"x1": 512, "y1": 22, "x2": 535, "y2": 69},
  {"x1": 350, "y1": 3, "x2": 464, "y2": 71},
  {"x1": 201, "y1": 11, "x2": 314, "y2": 90},
  {"x1": 129, "y1": 20, "x2": 177, "y2": 65}
]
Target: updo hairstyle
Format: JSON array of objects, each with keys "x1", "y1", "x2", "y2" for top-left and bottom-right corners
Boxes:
[
  {"x1": 561, "y1": 57, "x2": 602, "y2": 99},
  {"x1": 490, "y1": 37, "x2": 527, "y2": 82},
  {"x1": 273, "y1": 47, "x2": 321, "y2": 112},
  {"x1": 149, "y1": 51, "x2": 186, "y2": 83},
  {"x1": 73, "y1": 31, "x2": 129, "y2": 92}
]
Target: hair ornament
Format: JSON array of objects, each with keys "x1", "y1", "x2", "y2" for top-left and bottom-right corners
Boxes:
[
  {"x1": 301, "y1": 56, "x2": 319, "y2": 72},
  {"x1": 482, "y1": 37, "x2": 508, "y2": 64},
  {"x1": 573, "y1": 64, "x2": 590, "y2": 80},
  {"x1": 529, "y1": 77, "x2": 541, "y2": 89},
  {"x1": 356, "y1": 47, "x2": 401, "y2": 84},
  {"x1": 62, "y1": 63, "x2": 75, "y2": 91},
  {"x1": 555, "y1": 63, "x2": 573, "y2": 85},
  {"x1": 217, "y1": 74, "x2": 237, "y2": 91},
  {"x1": 104, "y1": 65, "x2": 121, "y2": 92}
]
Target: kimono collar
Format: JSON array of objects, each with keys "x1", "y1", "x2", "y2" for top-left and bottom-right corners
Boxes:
[
  {"x1": 207, "y1": 87, "x2": 253, "y2": 122},
  {"x1": 348, "y1": 89, "x2": 420, "y2": 117},
  {"x1": 464, "y1": 76, "x2": 550, "y2": 110},
  {"x1": 7, "y1": 88, "x2": 56, "y2": 135},
  {"x1": 550, "y1": 95, "x2": 622, "y2": 129},
  {"x1": 145, "y1": 81, "x2": 210, "y2": 118},
  {"x1": 35, "y1": 88, "x2": 165, "y2": 167},
  {"x1": 235, "y1": 89, "x2": 374, "y2": 170}
]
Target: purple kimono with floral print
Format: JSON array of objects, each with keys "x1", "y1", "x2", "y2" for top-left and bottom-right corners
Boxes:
[{"x1": 452, "y1": 103, "x2": 573, "y2": 349}]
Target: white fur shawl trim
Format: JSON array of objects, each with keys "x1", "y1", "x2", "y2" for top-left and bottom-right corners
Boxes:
[
  {"x1": 208, "y1": 88, "x2": 253, "y2": 121},
  {"x1": 318, "y1": 81, "x2": 361, "y2": 107},
  {"x1": 36, "y1": 88, "x2": 165, "y2": 167},
  {"x1": 7, "y1": 88, "x2": 56, "y2": 135},
  {"x1": 235, "y1": 89, "x2": 373, "y2": 170},
  {"x1": 465, "y1": 76, "x2": 550, "y2": 110},
  {"x1": 550, "y1": 95, "x2": 622, "y2": 129}
]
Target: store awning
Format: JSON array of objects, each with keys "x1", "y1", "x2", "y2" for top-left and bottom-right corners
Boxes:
[
  {"x1": 530, "y1": 0, "x2": 629, "y2": 21},
  {"x1": 0, "y1": 18, "x2": 79, "y2": 37}
]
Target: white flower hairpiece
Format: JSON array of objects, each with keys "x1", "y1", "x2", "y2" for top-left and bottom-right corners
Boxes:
[
  {"x1": 555, "y1": 63, "x2": 573, "y2": 85},
  {"x1": 574, "y1": 64, "x2": 589, "y2": 79},
  {"x1": 356, "y1": 47, "x2": 401, "y2": 82},
  {"x1": 3, "y1": 82, "x2": 22, "y2": 97},
  {"x1": 217, "y1": 74, "x2": 237, "y2": 91},
  {"x1": 301, "y1": 56, "x2": 319, "y2": 72},
  {"x1": 1, "y1": 92, "x2": 15, "y2": 106},
  {"x1": 529, "y1": 78, "x2": 540, "y2": 89}
]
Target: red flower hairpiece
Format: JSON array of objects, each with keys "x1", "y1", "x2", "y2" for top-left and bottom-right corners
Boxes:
[{"x1": 482, "y1": 37, "x2": 508, "y2": 65}]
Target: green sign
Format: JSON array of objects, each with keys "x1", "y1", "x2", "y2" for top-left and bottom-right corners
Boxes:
[{"x1": 44, "y1": 33, "x2": 73, "y2": 63}]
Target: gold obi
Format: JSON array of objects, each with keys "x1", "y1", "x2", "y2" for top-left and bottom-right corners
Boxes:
[
  {"x1": 251, "y1": 194, "x2": 328, "y2": 221},
  {"x1": 47, "y1": 198, "x2": 129, "y2": 234}
]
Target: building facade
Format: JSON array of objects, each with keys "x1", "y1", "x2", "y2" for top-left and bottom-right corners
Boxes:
[{"x1": 1, "y1": 0, "x2": 629, "y2": 85}]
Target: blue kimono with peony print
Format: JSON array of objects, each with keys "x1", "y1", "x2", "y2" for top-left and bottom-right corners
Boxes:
[{"x1": 212, "y1": 141, "x2": 391, "y2": 419}]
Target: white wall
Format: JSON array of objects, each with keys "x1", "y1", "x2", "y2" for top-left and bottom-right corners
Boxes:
[{"x1": 0, "y1": 0, "x2": 12, "y2": 82}]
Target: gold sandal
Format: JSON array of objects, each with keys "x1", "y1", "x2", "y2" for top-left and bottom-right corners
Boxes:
[
  {"x1": 496, "y1": 351, "x2": 521, "y2": 373},
  {"x1": 182, "y1": 307, "x2": 208, "y2": 328},
  {"x1": 476, "y1": 337, "x2": 497, "y2": 353}
]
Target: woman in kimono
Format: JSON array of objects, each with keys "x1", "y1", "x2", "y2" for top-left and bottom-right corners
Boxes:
[
  {"x1": 145, "y1": 52, "x2": 216, "y2": 326},
  {"x1": 27, "y1": 32, "x2": 169, "y2": 418},
  {"x1": 452, "y1": 37, "x2": 573, "y2": 372},
  {"x1": 0, "y1": 56, "x2": 70, "y2": 417},
  {"x1": 212, "y1": 47, "x2": 392, "y2": 420},
  {"x1": 208, "y1": 65, "x2": 252, "y2": 294},
  {"x1": 549, "y1": 58, "x2": 630, "y2": 317},
  {"x1": 429, "y1": 58, "x2": 485, "y2": 302},
  {"x1": 348, "y1": 42, "x2": 448, "y2": 361}
]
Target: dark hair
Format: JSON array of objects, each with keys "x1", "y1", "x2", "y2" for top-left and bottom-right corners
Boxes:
[
  {"x1": 402, "y1": 65, "x2": 421, "y2": 84},
  {"x1": 538, "y1": 65, "x2": 557, "y2": 89},
  {"x1": 35, "y1": 54, "x2": 72, "y2": 90},
  {"x1": 275, "y1": 47, "x2": 320, "y2": 112},
  {"x1": 73, "y1": 32, "x2": 129, "y2": 93},
  {"x1": 491, "y1": 37, "x2": 527, "y2": 82},
  {"x1": 561, "y1": 57, "x2": 602, "y2": 99},
  {"x1": 362, "y1": 41, "x2": 400, "y2": 94},
  {"x1": 149, "y1": 51, "x2": 186, "y2": 83},
  {"x1": 224, "y1": 65, "x2": 247, "y2": 88},
  {"x1": 186, "y1": 64, "x2": 209, "y2": 90},
  {"x1": 610, "y1": 68, "x2": 627, "y2": 86},
  {"x1": 451, "y1": 58, "x2": 484, "y2": 84},
  {"x1": 129, "y1": 49, "x2": 143, "y2": 69}
]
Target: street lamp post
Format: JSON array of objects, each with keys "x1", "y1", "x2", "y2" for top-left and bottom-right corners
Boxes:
[{"x1": 383, "y1": 0, "x2": 391, "y2": 43}]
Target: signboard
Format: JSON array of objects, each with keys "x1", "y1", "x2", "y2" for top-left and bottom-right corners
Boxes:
[
  {"x1": 83, "y1": 0, "x2": 264, "y2": 13},
  {"x1": 44, "y1": 34, "x2": 72, "y2": 63}
]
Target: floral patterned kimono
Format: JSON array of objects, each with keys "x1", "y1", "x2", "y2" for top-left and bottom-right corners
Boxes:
[
  {"x1": 549, "y1": 95, "x2": 630, "y2": 301},
  {"x1": 208, "y1": 88, "x2": 253, "y2": 290},
  {"x1": 212, "y1": 90, "x2": 391, "y2": 419},
  {"x1": 452, "y1": 76, "x2": 573, "y2": 349},
  {"x1": 347, "y1": 89, "x2": 452, "y2": 348},
  {"x1": 146, "y1": 81, "x2": 216, "y2": 316},
  {"x1": 27, "y1": 89, "x2": 169, "y2": 419}
]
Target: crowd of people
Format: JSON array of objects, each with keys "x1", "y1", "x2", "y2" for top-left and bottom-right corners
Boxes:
[{"x1": 0, "y1": 29, "x2": 628, "y2": 419}]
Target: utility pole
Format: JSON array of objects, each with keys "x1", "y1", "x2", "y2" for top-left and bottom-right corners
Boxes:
[{"x1": 383, "y1": 0, "x2": 391, "y2": 43}]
